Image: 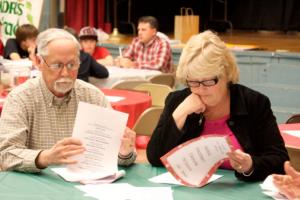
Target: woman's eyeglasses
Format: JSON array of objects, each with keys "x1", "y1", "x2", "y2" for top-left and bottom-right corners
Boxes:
[{"x1": 186, "y1": 77, "x2": 219, "y2": 87}]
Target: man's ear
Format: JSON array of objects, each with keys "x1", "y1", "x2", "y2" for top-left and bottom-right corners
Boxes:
[{"x1": 35, "y1": 56, "x2": 43, "y2": 70}]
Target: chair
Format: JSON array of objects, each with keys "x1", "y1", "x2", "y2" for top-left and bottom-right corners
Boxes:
[
  {"x1": 133, "y1": 107, "x2": 163, "y2": 149},
  {"x1": 133, "y1": 83, "x2": 173, "y2": 107},
  {"x1": 285, "y1": 114, "x2": 300, "y2": 170},
  {"x1": 286, "y1": 147, "x2": 300, "y2": 171},
  {"x1": 110, "y1": 79, "x2": 150, "y2": 90},
  {"x1": 147, "y1": 73, "x2": 176, "y2": 88},
  {"x1": 286, "y1": 114, "x2": 300, "y2": 124}
]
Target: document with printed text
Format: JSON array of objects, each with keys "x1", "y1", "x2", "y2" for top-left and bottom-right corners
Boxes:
[
  {"x1": 52, "y1": 102, "x2": 128, "y2": 182},
  {"x1": 161, "y1": 135, "x2": 232, "y2": 187}
]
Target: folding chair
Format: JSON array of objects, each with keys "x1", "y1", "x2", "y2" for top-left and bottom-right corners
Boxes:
[
  {"x1": 133, "y1": 107, "x2": 163, "y2": 149},
  {"x1": 147, "y1": 73, "x2": 176, "y2": 88},
  {"x1": 133, "y1": 83, "x2": 173, "y2": 107},
  {"x1": 110, "y1": 79, "x2": 150, "y2": 90},
  {"x1": 286, "y1": 114, "x2": 300, "y2": 124}
]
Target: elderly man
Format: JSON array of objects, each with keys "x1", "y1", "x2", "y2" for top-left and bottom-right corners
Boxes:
[
  {"x1": 115, "y1": 16, "x2": 173, "y2": 73},
  {"x1": 0, "y1": 28, "x2": 136, "y2": 172}
]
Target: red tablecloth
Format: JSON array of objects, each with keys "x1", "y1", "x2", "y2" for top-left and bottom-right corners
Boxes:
[
  {"x1": 0, "y1": 89, "x2": 152, "y2": 129},
  {"x1": 278, "y1": 123, "x2": 300, "y2": 148},
  {"x1": 101, "y1": 88, "x2": 152, "y2": 128}
]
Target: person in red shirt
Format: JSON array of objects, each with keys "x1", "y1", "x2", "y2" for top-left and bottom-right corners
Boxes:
[{"x1": 79, "y1": 26, "x2": 113, "y2": 66}]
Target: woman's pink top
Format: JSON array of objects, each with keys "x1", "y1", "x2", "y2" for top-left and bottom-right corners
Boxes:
[{"x1": 200, "y1": 115, "x2": 243, "y2": 169}]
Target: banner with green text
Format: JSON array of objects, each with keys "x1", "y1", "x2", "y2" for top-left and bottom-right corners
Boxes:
[{"x1": 0, "y1": 0, "x2": 43, "y2": 44}]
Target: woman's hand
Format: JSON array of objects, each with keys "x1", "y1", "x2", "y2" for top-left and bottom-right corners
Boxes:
[
  {"x1": 172, "y1": 93, "x2": 205, "y2": 130},
  {"x1": 227, "y1": 149, "x2": 253, "y2": 174}
]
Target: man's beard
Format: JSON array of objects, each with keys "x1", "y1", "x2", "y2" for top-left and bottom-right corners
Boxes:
[{"x1": 54, "y1": 77, "x2": 74, "y2": 94}]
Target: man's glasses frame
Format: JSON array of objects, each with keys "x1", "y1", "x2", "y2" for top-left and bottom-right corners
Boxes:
[{"x1": 40, "y1": 56, "x2": 80, "y2": 72}]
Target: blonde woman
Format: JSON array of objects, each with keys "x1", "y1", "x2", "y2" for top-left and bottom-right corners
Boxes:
[{"x1": 146, "y1": 30, "x2": 289, "y2": 181}]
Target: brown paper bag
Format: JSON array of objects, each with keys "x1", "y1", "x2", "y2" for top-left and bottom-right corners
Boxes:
[{"x1": 174, "y1": 7, "x2": 200, "y2": 43}]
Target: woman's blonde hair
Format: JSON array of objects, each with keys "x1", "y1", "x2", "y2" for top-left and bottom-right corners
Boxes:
[{"x1": 176, "y1": 30, "x2": 239, "y2": 84}]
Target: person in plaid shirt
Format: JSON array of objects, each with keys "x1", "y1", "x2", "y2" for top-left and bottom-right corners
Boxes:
[{"x1": 115, "y1": 16, "x2": 173, "y2": 73}]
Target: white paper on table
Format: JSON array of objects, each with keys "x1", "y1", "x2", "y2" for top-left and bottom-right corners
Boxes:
[
  {"x1": 79, "y1": 169, "x2": 125, "y2": 184},
  {"x1": 149, "y1": 171, "x2": 222, "y2": 186},
  {"x1": 76, "y1": 183, "x2": 173, "y2": 200},
  {"x1": 52, "y1": 102, "x2": 128, "y2": 182},
  {"x1": 106, "y1": 95, "x2": 125, "y2": 103},
  {"x1": 161, "y1": 135, "x2": 232, "y2": 187},
  {"x1": 260, "y1": 175, "x2": 288, "y2": 200},
  {"x1": 283, "y1": 130, "x2": 300, "y2": 138}
]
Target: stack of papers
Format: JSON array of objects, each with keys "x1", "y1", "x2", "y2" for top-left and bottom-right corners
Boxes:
[{"x1": 76, "y1": 183, "x2": 173, "y2": 200}]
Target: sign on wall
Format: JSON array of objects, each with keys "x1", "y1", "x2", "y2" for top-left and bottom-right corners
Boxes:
[{"x1": 0, "y1": 0, "x2": 44, "y2": 44}]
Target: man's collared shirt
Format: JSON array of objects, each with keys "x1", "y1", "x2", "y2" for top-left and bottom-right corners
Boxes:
[
  {"x1": 0, "y1": 77, "x2": 135, "y2": 172},
  {"x1": 123, "y1": 35, "x2": 173, "y2": 73}
]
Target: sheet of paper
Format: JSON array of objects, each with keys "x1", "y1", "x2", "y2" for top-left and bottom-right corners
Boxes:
[
  {"x1": 76, "y1": 183, "x2": 173, "y2": 200},
  {"x1": 148, "y1": 172, "x2": 222, "y2": 186},
  {"x1": 260, "y1": 175, "x2": 288, "y2": 200},
  {"x1": 106, "y1": 95, "x2": 125, "y2": 103},
  {"x1": 52, "y1": 102, "x2": 128, "y2": 182},
  {"x1": 283, "y1": 130, "x2": 300, "y2": 138},
  {"x1": 79, "y1": 170, "x2": 125, "y2": 184},
  {"x1": 161, "y1": 135, "x2": 232, "y2": 187}
]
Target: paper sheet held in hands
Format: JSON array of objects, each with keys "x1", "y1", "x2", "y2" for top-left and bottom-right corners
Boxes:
[
  {"x1": 52, "y1": 102, "x2": 128, "y2": 183},
  {"x1": 161, "y1": 135, "x2": 232, "y2": 187}
]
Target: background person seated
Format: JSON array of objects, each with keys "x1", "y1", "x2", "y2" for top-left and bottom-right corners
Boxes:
[
  {"x1": 79, "y1": 26, "x2": 113, "y2": 66},
  {"x1": 115, "y1": 16, "x2": 173, "y2": 73},
  {"x1": 146, "y1": 30, "x2": 289, "y2": 182},
  {"x1": 64, "y1": 26, "x2": 109, "y2": 82},
  {"x1": 4, "y1": 24, "x2": 39, "y2": 61}
]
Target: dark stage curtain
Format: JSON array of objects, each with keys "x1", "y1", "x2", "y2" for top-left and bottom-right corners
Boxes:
[
  {"x1": 228, "y1": 0, "x2": 300, "y2": 31},
  {"x1": 65, "y1": 0, "x2": 105, "y2": 32}
]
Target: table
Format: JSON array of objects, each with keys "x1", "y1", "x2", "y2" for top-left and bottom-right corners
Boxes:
[
  {"x1": 101, "y1": 88, "x2": 151, "y2": 128},
  {"x1": 89, "y1": 66, "x2": 161, "y2": 88},
  {"x1": 278, "y1": 123, "x2": 300, "y2": 170},
  {"x1": 278, "y1": 123, "x2": 300, "y2": 148},
  {"x1": 0, "y1": 164, "x2": 268, "y2": 200}
]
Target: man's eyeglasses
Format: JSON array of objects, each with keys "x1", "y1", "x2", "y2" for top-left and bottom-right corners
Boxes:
[
  {"x1": 41, "y1": 56, "x2": 80, "y2": 71},
  {"x1": 186, "y1": 77, "x2": 219, "y2": 87}
]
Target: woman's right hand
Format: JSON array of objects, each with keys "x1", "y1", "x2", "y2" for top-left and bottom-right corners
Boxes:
[
  {"x1": 172, "y1": 93, "x2": 205, "y2": 130},
  {"x1": 178, "y1": 93, "x2": 206, "y2": 115}
]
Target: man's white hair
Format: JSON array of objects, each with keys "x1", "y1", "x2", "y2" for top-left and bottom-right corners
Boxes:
[{"x1": 37, "y1": 28, "x2": 80, "y2": 57}]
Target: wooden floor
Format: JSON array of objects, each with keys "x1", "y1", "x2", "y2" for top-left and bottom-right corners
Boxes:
[
  {"x1": 219, "y1": 30, "x2": 300, "y2": 52},
  {"x1": 107, "y1": 30, "x2": 300, "y2": 53}
]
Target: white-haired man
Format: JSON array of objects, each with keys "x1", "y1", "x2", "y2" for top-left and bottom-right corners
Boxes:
[{"x1": 0, "y1": 28, "x2": 136, "y2": 172}]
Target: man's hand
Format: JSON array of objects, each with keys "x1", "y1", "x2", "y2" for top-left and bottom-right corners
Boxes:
[
  {"x1": 115, "y1": 57, "x2": 136, "y2": 68},
  {"x1": 119, "y1": 127, "x2": 136, "y2": 157},
  {"x1": 273, "y1": 161, "x2": 300, "y2": 200},
  {"x1": 36, "y1": 137, "x2": 85, "y2": 169}
]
